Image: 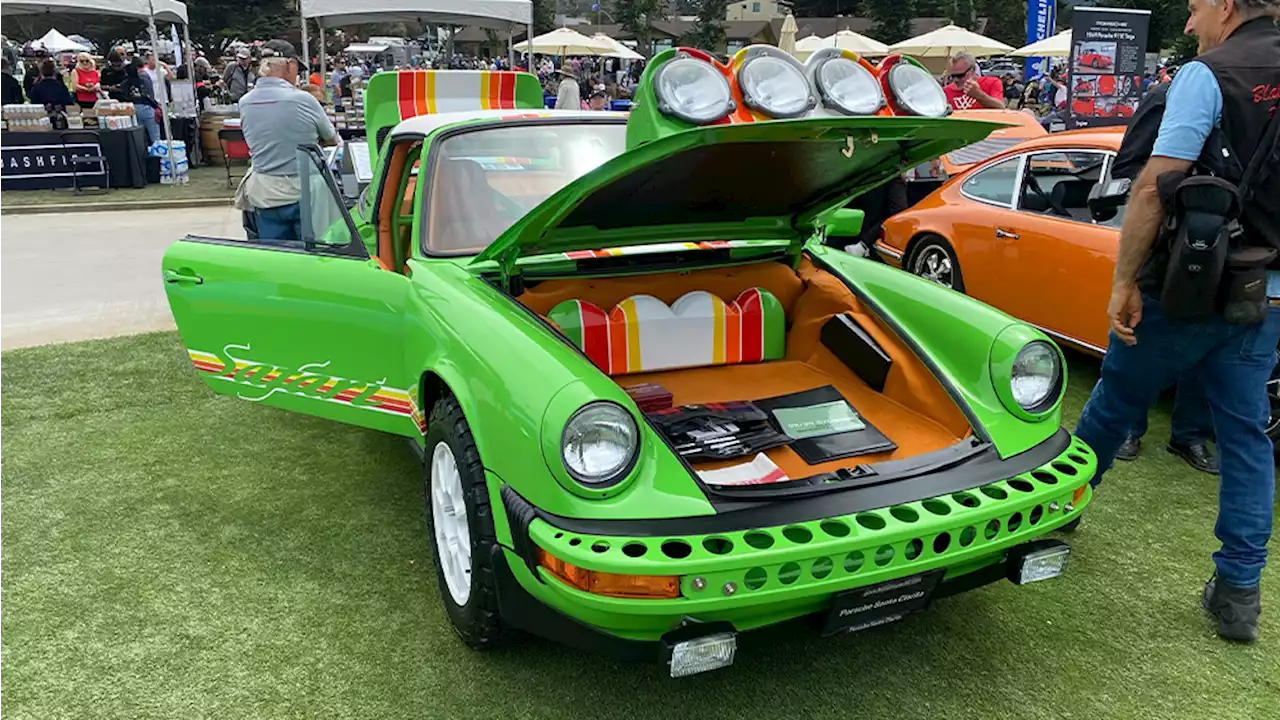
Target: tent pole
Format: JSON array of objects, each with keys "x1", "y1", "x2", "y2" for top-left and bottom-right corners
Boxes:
[
  {"x1": 319, "y1": 18, "x2": 328, "y2": 102},
  {"x1": 300, "y1": 15, "x2": 310, "y2": 85},
  {"x1": 508, "y1": 25, "x2": 514, "y2": 68},
  {"x1": 183, "y1": 21, "x2": 199, "y2": 166},
  {"x1": 146, "y1": 3, "x2": 175, "y2": 187}
]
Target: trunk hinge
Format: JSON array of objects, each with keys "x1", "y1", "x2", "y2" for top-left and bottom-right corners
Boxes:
[{"x1": 498, "y1": 247, "x2": 525, "y2": 296}]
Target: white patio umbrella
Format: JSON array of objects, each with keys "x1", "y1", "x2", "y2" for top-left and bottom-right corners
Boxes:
[
  {"x1": 1012, "y1": 29, "x2": 1072, "y2": 58},
  {"x1": 38, "y1": 28, "x2": 91, "y2": 52},
  {"x1": 889, "y1": 23, "x2": 1014, "y2": 58},
  {"x1": 778, "y1": 11, "x2": 798, "y2": 55},
  {"x1": 513, "y1": 27, "x2": 614, "y2": 56},
  {"x1": 829, "y1": 29, "x2": 890, "y2": 56},
  {"x1": 592, "y1": 34, "x2": 643, "y2": 60}
]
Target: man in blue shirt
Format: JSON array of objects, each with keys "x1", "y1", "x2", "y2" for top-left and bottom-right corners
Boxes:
[{"x1": 1073, "y1": 0, "x2": 1280, "y2": 643}]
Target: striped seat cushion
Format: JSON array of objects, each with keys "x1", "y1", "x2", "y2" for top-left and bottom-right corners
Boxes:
[{"x1": 548, "y1": 288, "x2": 785, "y2": 375}]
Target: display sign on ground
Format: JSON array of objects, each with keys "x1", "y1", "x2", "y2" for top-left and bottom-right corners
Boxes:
[
  {"x1": 1067, "y1": 7, "x2": 1151, "y2": 127},
  {"x1": 1024, "y1": 0, "x2": 1057, "y2": 82},
  {"x1": 1, "y1": 141, "x2": 106, "y2": 190}
]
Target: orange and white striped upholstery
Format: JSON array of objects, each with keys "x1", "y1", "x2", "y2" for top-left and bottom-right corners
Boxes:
[{"x1": 548, "y1": 289, "x2": 786, "y2": 375}]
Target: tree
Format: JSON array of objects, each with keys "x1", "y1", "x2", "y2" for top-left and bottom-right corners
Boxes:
[
  {"x1": 688, "y1": 0, "x2": 728, "y2": 54},
  {"x1": 613, "y1": 0, "x2": 667, "y2": 57},
  {"x1": 532, "y1": 0, "x2": 556, "y2": 35},
  {"x1": 979, "y1": 0, "x2": 1029, "y2": 48},
  {"x1": 866, "y1": 0, "x2": 914, "y2": 45},
  {"x1": 1101, "y1": 0, "x2": 1190, "y2": 53},
  {"x1": 951, "y1": 0, "x2": 975, "y2": 29}
]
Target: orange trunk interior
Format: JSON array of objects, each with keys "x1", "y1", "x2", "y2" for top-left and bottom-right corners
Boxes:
[{"x1": 517, "y1": 258, "x2": 972, "y2": 480}]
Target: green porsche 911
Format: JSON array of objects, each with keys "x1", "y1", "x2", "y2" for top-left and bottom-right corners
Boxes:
[{"x1": 162, "y1": 45, "x2": 1094, "y2": 677}]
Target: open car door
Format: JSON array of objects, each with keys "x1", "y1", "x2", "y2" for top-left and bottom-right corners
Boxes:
[{"x1": 161, "y1": 145, "x2": 422, "y2": 437}]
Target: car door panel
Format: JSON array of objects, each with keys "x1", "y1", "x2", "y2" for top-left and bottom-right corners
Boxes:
[{"x1": 162, "y1": 146, "x2": 422, "y2": 437}]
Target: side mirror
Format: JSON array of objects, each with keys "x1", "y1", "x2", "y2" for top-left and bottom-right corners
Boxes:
[{"x1": 823, "y1": 208, "x2": 865, "y2": 239}]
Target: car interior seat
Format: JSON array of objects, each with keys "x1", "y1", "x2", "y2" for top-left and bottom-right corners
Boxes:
[
  {"x1": 429, "y1": 158, "x2": 508, "y2": 253},
  {"x1": 1050, "y1": 179, "x2": 1096, "y2": 221}
]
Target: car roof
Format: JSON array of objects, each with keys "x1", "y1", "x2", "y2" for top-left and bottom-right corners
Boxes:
[
  {"x1": 389, "y1": 109, "x2": 629, "y2": 139},
  {"x1": 995, "y1": 127, "x2": 1125, "y2": 156}
]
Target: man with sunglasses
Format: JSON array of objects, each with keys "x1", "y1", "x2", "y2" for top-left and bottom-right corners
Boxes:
[{"x1": 942, "y1": 51, "x2": 1004, "y2": 111}]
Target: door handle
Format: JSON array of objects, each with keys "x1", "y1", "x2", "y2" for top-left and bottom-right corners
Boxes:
[
  {"x1": 164, "y1": 269, "x2": 204, "y2": 285},
  {"x1": 995, "y1": 228, "x2": 1020, "y2": 240}
]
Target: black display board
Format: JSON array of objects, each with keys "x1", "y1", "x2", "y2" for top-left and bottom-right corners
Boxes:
[
  {"x1": 1068, "y1": 7, "x2": 1151, "y2": 127},
  {"x1": 1, "y1": 126, "x2": 148, "y2": 190}
]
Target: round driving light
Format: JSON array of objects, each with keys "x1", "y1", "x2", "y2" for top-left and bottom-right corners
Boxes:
[
  {"x1": 816, "y1": 58, "x2": 884, "y2": 116},
  {"x1": 561, "y1": 402, "x2": 639, "y2": 485},
  {"x1": 739, "y1": 55, "x2": 814, "y2": 118},
  {"x1": 653, "y1": 55, "x2": 733, "y2": 124},
  {"x1": 887, "y1": 62, "x2": 948, "y2": 117},
  {"x1": 1011, "y1": 341, "x2": 1061, "y2": 411}
]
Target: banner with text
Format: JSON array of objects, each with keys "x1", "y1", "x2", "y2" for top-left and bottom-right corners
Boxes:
[
  {"x1": 1024, "y1": 0, "x2": 1057, "y2": 82},
  {"x1": 1067, "y1": 7, "x2": 1150, "y2": 127}
]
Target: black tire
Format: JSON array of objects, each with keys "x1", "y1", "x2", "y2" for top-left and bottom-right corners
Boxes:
[
  {"x1": 908, "y1": 236, "x2": 965, "y2": 293},
  {"x1": 424, "y1": 395, "x2": 509, "y2": 650}
]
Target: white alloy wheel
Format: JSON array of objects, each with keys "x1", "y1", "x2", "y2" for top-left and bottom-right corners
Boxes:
[
  {"x1": 913, "y1": 245, "x2": 954, "y2": 288},
  {"x1": 431, "y1": 441, "x2": 473, "y2": 606}
]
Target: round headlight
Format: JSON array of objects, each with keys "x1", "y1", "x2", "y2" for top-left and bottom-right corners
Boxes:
[
  {"x1": 653, "y1": 55, "x2": 734, "y2": 124},
  {"x1": 887, "y1": 62, "x2": 949, "y2": 117},
  {"x1": 561, "y1": 402, "x2": 639, "y2": 485},
  {"x1": 739, "y1": 55, "x2": 814, "y2": 118},
  {"x1": 816, "y1": 57, "x2": 884, "y2": 116},
  {"x1": 1011, "y1": 342, "x2": 1061, "y2": 411}
]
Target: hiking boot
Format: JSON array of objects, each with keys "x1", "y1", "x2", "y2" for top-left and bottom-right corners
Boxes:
[
  {"x1": 1203, "y1": 575, "x2": 1260, "y2": 643},
  {"x1": 1116, "y1": 435, "x2": 1141, "y2": 461},
  {"x1": 1168, "y1": 442, "x2": 1219, "y2": 475}
]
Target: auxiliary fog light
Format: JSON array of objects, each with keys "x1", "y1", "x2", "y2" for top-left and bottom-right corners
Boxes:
[
  {"x1": 1008, "y1": 540, "x2": 1071, "y2": 585},
  {"x1": 669, "y1": 632, "x2": 737, "y2": 678}
]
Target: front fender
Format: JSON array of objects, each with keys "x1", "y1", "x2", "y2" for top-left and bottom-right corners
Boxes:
[
  {"x1": 808, "y1": 243, "x2": 1062, "y2": 458},
  {"x1": 404, "y1": 259, "x2": 715, "y2": 521}
]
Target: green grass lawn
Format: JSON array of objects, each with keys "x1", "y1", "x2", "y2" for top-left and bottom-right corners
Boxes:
[
  {"x1": 0, "y1": 165, "x2": 235, "y2": 208},
  {"x1": 3, "y1": 332, "x2": 1278, "y2": 719}
]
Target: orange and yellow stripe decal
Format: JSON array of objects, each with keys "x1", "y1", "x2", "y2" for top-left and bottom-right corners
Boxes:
[
  {"x1": 188, "y1": 349, "x2": 226, "y2": 374},
  {"x1": 396, "y1": 70, "x2": 519, "y2": 119}
]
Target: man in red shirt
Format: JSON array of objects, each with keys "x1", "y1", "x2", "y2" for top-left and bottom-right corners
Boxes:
[{"x1": 941, "y1": 51, "x2": 1005, "y2": 111}]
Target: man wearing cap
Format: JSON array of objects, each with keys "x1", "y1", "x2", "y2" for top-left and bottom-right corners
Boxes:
[
  {"x1": 222, "y1": 49, "x2": 255, "y2": 102},
  {"x1": 234, "y1": 40, "x2": 336, "y2": 242},
  {"x1": 554, "y1": 66, "x2": 580, "y2": 110}
]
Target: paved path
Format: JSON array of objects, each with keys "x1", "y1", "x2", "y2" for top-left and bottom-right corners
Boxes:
[{"x1": 2, "y1": 207, "x2": 243, "y2": 350}]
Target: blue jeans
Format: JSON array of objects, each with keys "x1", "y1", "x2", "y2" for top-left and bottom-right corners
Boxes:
[
  {"x1": 255, "y1": 203, "x2": 301, "y2": 242},
  {"x1": 1075, "y1": 296, "x2": 1280, "y2": 588},
  {"x1": 135, "y1": 106, "x2": 160, "y2": 145},
  {"x1": 1128, "y1": 373, "x2": 1213, "y2": 446}
]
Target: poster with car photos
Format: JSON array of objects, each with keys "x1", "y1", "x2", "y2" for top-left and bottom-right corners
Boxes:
[{"x1": 1068, "y1": 7, "x2": 1150, "y2": 127}]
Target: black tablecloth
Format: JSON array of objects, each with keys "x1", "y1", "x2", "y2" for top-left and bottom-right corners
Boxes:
[
  {"x1": 1, "y1": 126, "x2": 148, "y2": 190},
  {"x1": 162, "y1": 116, "x2": 202, "y2": 166}
]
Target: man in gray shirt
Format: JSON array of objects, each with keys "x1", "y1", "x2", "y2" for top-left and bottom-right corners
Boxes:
[
  {"x1": 221, "y1": 50, "x2": 255, "y2": 102},
  {"x1": 234, "y1": 40, "x2": 336, "y2": 241}
]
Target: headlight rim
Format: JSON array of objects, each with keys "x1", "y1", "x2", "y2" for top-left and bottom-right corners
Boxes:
[
  {"x1": 652, "y1": 53, "x2": 735, "y2": 125},
  {"x1": 813, "y1": 55, "x2": 885, "y2": 117},
  {"x1": 559, "y1": 400, "x2": 641, "y2": 489},
  {"x1": 885, "y1": 61, "x2": 950, "y2": 118},
  {"x1": 1010, "y1": 340, "x2": 1062, "y2": 415},
  {"x1": 737, "y1": 51, "x2": 817, "y2": 119}
]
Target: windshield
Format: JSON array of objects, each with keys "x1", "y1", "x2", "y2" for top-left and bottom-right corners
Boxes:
[{"x1": 423, "y1": 123, "x2": 627, "y2": 254}]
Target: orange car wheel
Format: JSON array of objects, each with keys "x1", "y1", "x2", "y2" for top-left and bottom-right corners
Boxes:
[{"x1": 908, "y1": 236, "x2": 965, "y2": 292}]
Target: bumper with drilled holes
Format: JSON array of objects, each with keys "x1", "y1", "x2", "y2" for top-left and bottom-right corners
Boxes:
[{"x1": 491, "y1": 433, "x2": 1096, "y2": 653}]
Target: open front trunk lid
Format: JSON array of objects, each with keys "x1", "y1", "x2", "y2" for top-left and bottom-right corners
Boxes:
[{"x1": 472, "y1": 116, "x2": 1000, "y2": 275}]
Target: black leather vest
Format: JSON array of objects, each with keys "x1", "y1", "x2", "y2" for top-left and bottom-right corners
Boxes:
[{"x1": 1195, "y1": 17, "x2": 1280, "y2": 252}]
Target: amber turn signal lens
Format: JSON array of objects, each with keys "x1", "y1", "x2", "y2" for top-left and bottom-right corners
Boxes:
[
  {"x1": 1072, "y1": 485, "x2": 1088, "y2": 504},
  {"x1": 537, "y1": 548, "x2": 681, "y2": 599}
]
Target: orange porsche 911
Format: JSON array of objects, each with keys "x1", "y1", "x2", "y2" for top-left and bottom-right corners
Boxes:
[{"x1": 877, "y1": 127, "x2": 1126, "y2": 354}]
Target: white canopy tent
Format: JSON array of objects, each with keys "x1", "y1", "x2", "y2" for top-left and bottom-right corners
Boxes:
[
  {"x1": 1012, "y1": 29, "x2": 1072, "y2": 58},
  {"x1": 300, "y1": 1, "x2": 534, "y2": 92},
  {"x1": 37, "y1": 28, "x2": 91, "y2": 52},
  {"x1": 2, "y1": 0, "x2": 193, "y2": 176}
]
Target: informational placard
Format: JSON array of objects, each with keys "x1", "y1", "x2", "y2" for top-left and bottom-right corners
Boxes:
[
  {"x1": 1024, "y1": 0, "x2": 1057, "y2": 82},
  {"x1": 1, "y1": 139, "x2": 106, "y2": 190},
  {"x1": 1068, "y1": 7, "x2": 1151, "y2": 127}
]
